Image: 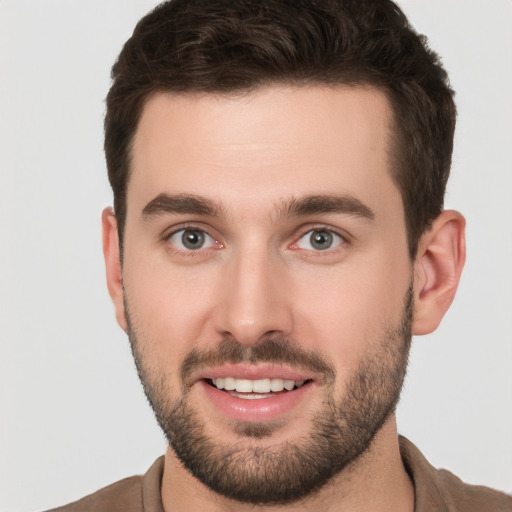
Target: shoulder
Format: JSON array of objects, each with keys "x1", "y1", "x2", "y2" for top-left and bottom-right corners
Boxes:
[
  {"x1": 46, "y1": 475, "x2": 143, "y2": 512},
  {"x1": 435, "y1": 468, "x2": 512, "y2": 512},
  {"x1": 45, "y1": 457, "x2": 165, "y2": 512},
  {"x1": 399, "y1": 436, "x2": 512, "y2": 512}
]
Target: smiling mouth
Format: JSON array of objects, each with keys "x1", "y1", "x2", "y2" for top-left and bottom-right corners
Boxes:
[{"x1": 205, "y1": 377, "x2": 312, "y2": 399}]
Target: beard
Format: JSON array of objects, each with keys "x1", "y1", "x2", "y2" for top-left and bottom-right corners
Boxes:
[{"x1": 125, "y1": 285, "x2": 413, "y2": 505}]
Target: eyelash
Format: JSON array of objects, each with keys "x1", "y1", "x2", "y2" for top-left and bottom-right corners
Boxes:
[
  {"x1": 162, "y1": 224, "x2": 350, "y2": 256},
  {"x1": 163, "y1": 224, "x2": 223, "y2": 255},
  {"x1": 292, "y1": 227, "x2": 348, "y2": 253}
]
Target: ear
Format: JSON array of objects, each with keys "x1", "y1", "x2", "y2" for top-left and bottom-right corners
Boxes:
[
  {"x1": 412, "y1": 210, "x2": 466, "y2": 335},
  {"x1": 102, "y1": 207, "x2": 128, "y2": 332}
]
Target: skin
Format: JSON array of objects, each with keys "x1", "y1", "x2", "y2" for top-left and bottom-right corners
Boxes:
[{"x1": 103, "y1": 85, "x2": 465, "y2": 511}]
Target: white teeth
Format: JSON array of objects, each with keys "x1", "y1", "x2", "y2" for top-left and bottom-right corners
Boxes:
[
  {"x1": 235, "y1": 379, "x2": 253, "y2": 393},
  {"x1": 212, "y1": 377, "x2": 306, "y2": 393},
  {"x1": 231, "y1": 392, "x2": 273, "y2": 400},
  {"x1": 270, "y1": 378, "x2": 285, "y2": 392},
  {"x1": 224, "y1": 377, "x2": 236, "y2": 390},
  {"x1": 252, "y1": 379, "x2": 271, "y2": 393},
  {"x1": 283, "y1": 380, "x2": 295, "y2": 391}
]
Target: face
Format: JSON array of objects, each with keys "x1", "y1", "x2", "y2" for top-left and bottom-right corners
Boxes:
[{"x1": 119, "y1": 86, "x2": 414, "y2": 504}]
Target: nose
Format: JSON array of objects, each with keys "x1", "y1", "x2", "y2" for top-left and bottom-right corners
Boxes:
[{"x1": 212, "y1": 246, "x2": 293, "y2": 346}]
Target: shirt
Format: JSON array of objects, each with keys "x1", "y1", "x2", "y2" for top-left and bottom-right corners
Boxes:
[{"x1": 47, "y1": 436, "x2": 512, "y2": 511}]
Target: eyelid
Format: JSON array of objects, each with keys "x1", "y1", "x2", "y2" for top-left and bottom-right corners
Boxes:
[
  {"x1": 162, "y1": 223, "x2": 224, "y2": 253},
  {"x1": 170, "y1": 229, "x2": 215, "y2": 250},
  {"x1": 163, "y1": 222, "x2": 215, "y2": 240},
  {"x1": 290, "y1": 225, "x2": 350, "y2": 252}
]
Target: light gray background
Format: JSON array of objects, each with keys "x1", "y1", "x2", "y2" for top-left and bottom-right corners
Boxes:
[{"x1": 0, "y1": 1, "x2": 511, "y2": 510}]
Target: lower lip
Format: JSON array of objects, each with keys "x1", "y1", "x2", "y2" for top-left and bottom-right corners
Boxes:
[{"x1": 199, "y1": 380, "x2": 312, "y2": 422}]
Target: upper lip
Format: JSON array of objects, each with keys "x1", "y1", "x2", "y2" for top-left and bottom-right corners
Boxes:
[{"x1": 192, "y1": 363, "x2": 315, "y2": 383}]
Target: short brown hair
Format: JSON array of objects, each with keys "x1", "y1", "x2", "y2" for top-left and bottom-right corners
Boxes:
[{"x1": 105, "y1": 0, "x2": 456, "y2": 258}]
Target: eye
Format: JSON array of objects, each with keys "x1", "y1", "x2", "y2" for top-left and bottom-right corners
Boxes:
[
  {"x1": 168, "y1": 229, "x2": 217, "y2": 251},
  {"x1": 295, "y1": 229, "x2": 345, "y2": 251}
]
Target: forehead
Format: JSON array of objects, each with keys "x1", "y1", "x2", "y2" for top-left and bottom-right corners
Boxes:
[{"x1": 129, "y1": 85, "x2": 399, "y2": 219}]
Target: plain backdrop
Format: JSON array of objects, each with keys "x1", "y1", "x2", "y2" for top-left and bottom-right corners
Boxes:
[{"x1": 0, "y1": 1, "x2": 511, "y2": 510}]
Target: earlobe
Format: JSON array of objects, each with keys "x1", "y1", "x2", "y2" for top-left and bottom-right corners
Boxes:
[
  {"x1": 102, "y1": 207, "x2": 128, "y2": 332},
  {"x1": 412, "y1": 210, "x2": 466, "y2": 335}
]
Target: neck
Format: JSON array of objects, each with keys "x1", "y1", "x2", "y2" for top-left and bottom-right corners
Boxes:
[{"x1": 161, "y1": 415, "x2": 414, "y2": 512}]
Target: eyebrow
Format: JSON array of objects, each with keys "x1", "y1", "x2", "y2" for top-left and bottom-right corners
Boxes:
[
  {"x1": 142, "y1": 193, "x2": 227, "y2": 219},
  {"x1": 141, "y1": 192, "x2": 375, "y2": 222},
  {"x1": 280, "y1": 194, "x2": 375, "y2": 221}
]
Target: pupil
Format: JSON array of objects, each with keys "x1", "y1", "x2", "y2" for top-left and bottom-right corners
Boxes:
[
  {"x1": 311, "y1": 230, "x2": 332, "y2": 250},
  {"x1": 182, "y1": 230, "x2": 204, "y2": 249}
]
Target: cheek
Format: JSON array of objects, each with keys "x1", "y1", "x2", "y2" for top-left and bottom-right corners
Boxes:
[
  {"x1": 122, "y1": 257, "x2": 217, "y2": 364},
  {"x1": 291, "y1": 258, "x2": 410, "y2": 374}
]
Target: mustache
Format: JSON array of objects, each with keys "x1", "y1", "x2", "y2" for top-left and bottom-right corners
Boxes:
[{"x1": 181, "y1": 338, "x2": 336, "y2": 385}]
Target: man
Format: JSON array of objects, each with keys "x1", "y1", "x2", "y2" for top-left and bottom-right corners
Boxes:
[{"x1": 48, "y1": 0, "x2": 511, "y2": 511}]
